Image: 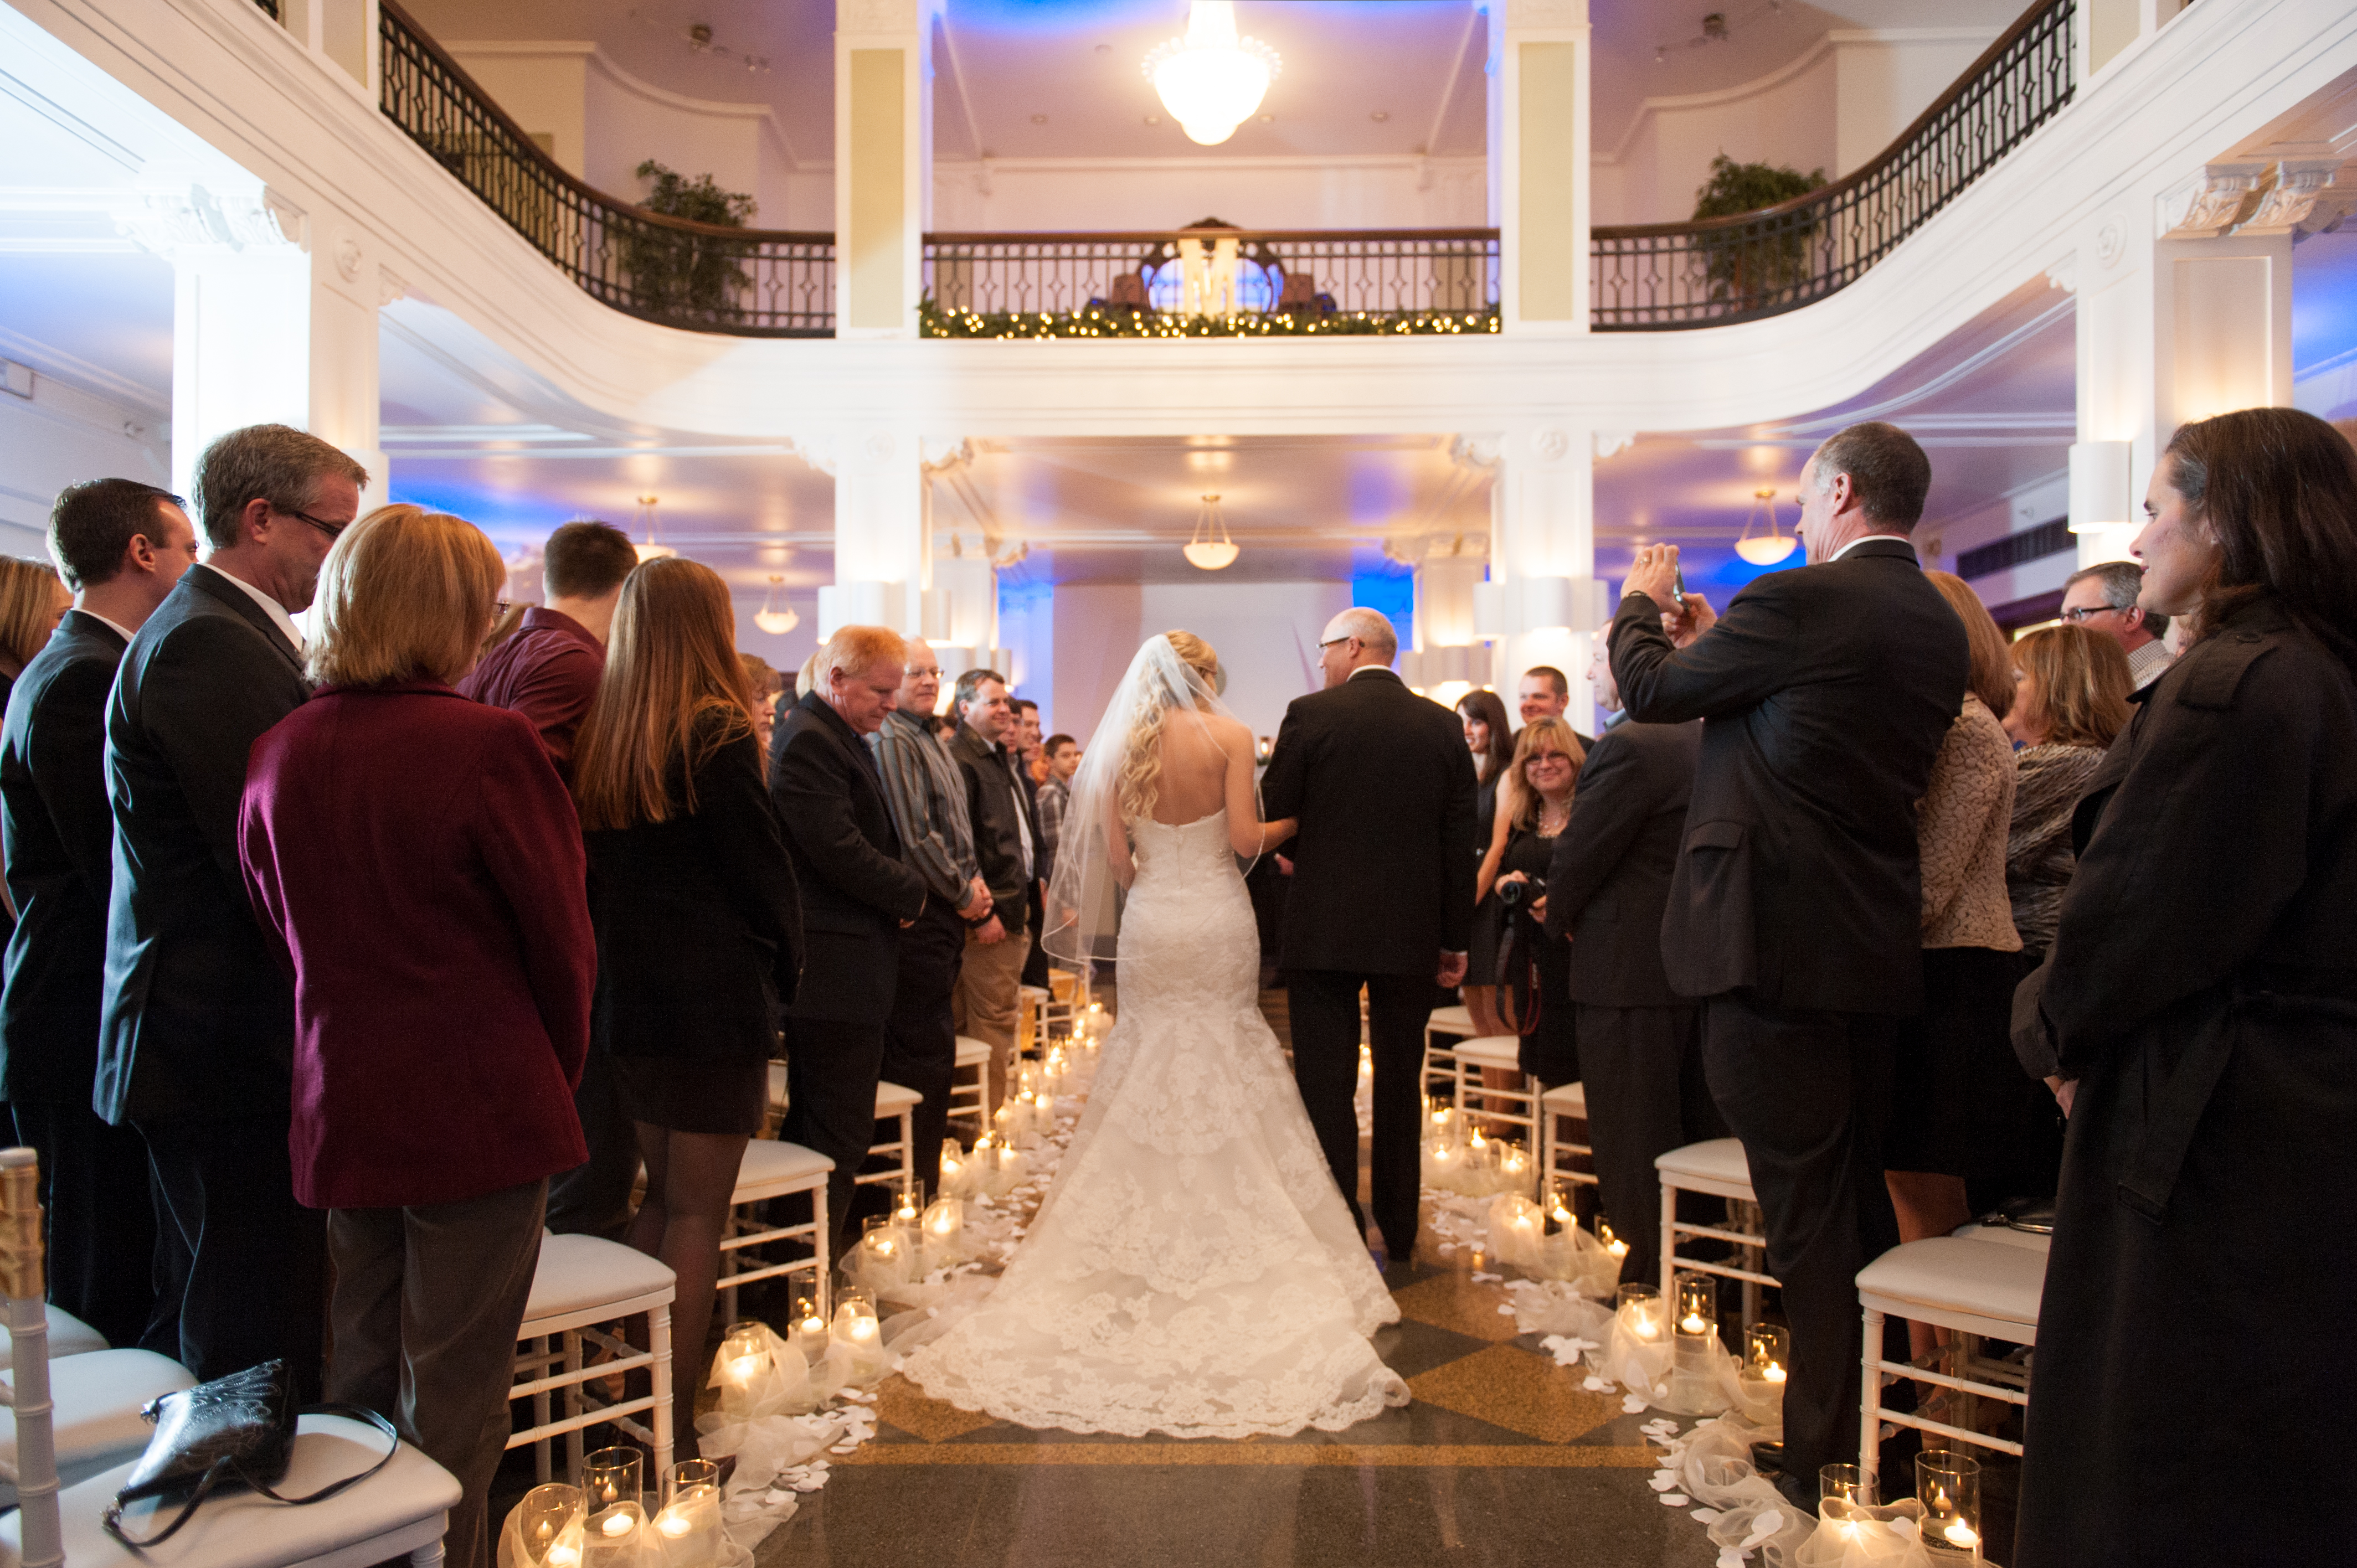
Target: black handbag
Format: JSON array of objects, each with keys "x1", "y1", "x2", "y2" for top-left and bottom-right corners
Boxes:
[{"x1": 101, "y1": 1360, "x2": 402, "y2": 1548}]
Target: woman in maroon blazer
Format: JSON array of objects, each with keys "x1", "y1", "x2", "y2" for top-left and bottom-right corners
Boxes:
[{"x1": 239, "y1": 504, "x2": 593, "y2": 1568}]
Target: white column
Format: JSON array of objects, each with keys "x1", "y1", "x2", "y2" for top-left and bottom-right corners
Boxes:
[
  {"x1": 1475, "y1": 426, "x2": 1605, "y2": 733},
  {"x1": 835, "y1": 0, "x2": 937, "y2": 339},
  {"x1": 140, "y1": 187, "x2": 389, "y2": 512},
  {"x1": 813, "y1": 430, "x2": 984, "y2": 643},
  {"x1": 1489, "y1": 0, "x2": 1589, "y2": 336}
]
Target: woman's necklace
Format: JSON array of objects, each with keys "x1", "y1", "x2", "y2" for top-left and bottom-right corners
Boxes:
[{"x1": 1538, "y1": 797, "x2": 1571, "y2": 836}]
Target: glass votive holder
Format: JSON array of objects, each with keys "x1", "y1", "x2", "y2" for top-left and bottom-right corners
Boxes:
[
  {"x1": 1820, "y1": 1462, "x2": 1874, "y2": 1508},
  {"x1": 1496, "y1": 1139, "x2": 1532, "y2": 1189},
  {"x1": 717, "y1": 1320, "x2": 768, "y2": 1389},
  {"x1": 1545, "y1": 1179, "x2": 1578, "y2": 1231},
  {"x1": 832, "y1": 1285, "x2": 881, "y2": 1347},
  {"x1": 517, "y1": 1482, "x2": 585, "y2": 1568},
  {"x1": 1917, "y1": 1450, "x2": 1983, "y2": 1559},
  {"x1": 1674, "y1": 1271, "x2": 1716, "y2": 1338},
  {"x1": 584, "y1": 1499, "x2": 645, "y2": 1568},
  {"x1": 860, "y1": 1213, "x2": 907, "y2": 1265},
  {"x1": 582, "y1": 1445, "x2": 642, "y2": 1513},
  {"x1": 1745, "y1": 1322, "x2": 1790, "y2": 1386},
  {"x1": 892, "y1": 1178, "x2": 924, "y2": 1226},
  {"x1": 921, "y1": 1195, "x2": 964, "y2": 1250},
  {"x1": 1596, "y1": 1218, "x2": 1629, "y2": 1261},
  {"x1": 1615, "y1": 1282, "x2": 1665, "y2": 1341},
  {"x1": 791, "y1": 1295, "x2": 830, "y2": 1363},
  {"x1": 654, "y1": 1458, "x2": 724, "y2": 1568}
]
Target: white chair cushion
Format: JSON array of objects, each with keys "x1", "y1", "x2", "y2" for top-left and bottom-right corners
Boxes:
[
  {"x1": 523, "y1": 1234, "x2": 675, "y2": 1326},
  {"x1": 875, "y1": 1081, "x2": 922, "y2": 1115},
  {"x1": 1, "y1": 1412, "x2": 460, "y2": 1568},
  {"x1": 954, "y1": 1035, "x2": 991, "y2": 1067},
  {"x1": 1856, "y1": 1237, "x2": 2046, "y2": 1329},
  {"x1": 0, "y1": 1349, "x2": 195, "y2": 1499},
  {"x1": 1426, "y1": 1005, "x2": 1474, "y2": 1035},
  {"x1": 1541, "y1": 1081, "x2": 1588, "y2": 1116},
  {"x1": 1949, "y1": 1221, "x2": 2054, "y2": 1255},
  {"x1": 0, "y1": 1304, "x2": 107, "y2": 1371},
  {"x1": 736, "y1": 1139, "x2": 832, "y2": 1192},
  {"x1": 1655, "y1": 1137, "x2": 1756, "y2": 1192},
  {"x1": 1453, "y1": 1035, "x2": 1526, "y2": 1071}
]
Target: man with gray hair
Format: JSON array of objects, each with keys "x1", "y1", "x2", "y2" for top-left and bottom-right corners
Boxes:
[
  {"x1": 2060, "y1": 559, "x2": 2173, "y2": 690},
  {"x1": 99, "y1": 422, "x2": 367, "y2": 1395},
  {"x1": 1262, "y1": 606, "x2": 1479, "y2": 1270},
  {"x1": 947, "y1": 668, "x2": 1038, "y2": 1108}
]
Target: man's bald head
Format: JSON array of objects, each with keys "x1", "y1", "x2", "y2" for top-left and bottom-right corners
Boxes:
[{"x1": 1317, "y1": 607, "x2": 1398, "y2": 688}]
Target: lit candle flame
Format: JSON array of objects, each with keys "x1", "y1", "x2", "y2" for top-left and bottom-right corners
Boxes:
[
  {"x1": 601, "y1": 1513, "x2": 634, "y2": 1537},
  {"x1": 1943, "y1": 1521, "x2": 1978, "y2": 1548},
  {"x1": 1681, "y1": 1312, "x2": 1708, "y2": 1334},
  {"x1": 657, "y1": 1512, "x2": 691, "y2": 1539},
  {"x1": 1764, "y1": 1363, "x2": 1787, "y2": 1384}
]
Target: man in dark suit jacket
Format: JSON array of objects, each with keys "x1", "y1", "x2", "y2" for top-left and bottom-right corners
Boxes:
[
  {"x1": 0, "y1": 478, "x2": 199, "y2": 1349},
  {"x1": 1262, "y1": 607, "x2": 1478, "y2": 1267},
  {"x1": 1610, "y1": 421, "x2": 1967, "y2": 1502},
  {"x1": 97, "y1": 424, "x2": 366, "y2": 1395},
  {"x1": 1543, "y1": 642, "x2": 1719, "y2": 1291},
  {"x1": 946, "y1": 669, "x2": 1039, "y2": 1106},
  {"x1": 771, "y1": 626, "x2": 928, "y2": 1250}
]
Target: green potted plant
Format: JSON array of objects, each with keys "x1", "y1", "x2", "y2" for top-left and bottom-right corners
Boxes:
[
  {"x1": 620, "y1": 160, "x2": 757, "y2": 320},
  {"x1": 1690, "y1": 153, "x2": 1826, "y2": 309}
]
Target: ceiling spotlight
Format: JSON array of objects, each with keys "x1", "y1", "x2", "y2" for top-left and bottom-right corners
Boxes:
[
  {"x1": 754, "y1": 573, "x2": 799, "y2": 635},
  {"x1": 1182, "y1": 493, "x2": 1239, "y2": 571},
  {"x1": 1735, "y1": 487, "x2": 1798, "y2": 565},
  {"x1": 1145, "y1": 1, "x2": 1280, "y2": 147},
  {"x1": 632, "y1": 495, "x2": 676, "y2": 562}
]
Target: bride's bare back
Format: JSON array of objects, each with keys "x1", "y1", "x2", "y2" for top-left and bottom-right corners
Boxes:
[{"x1": 1123, "y1": 708, "x2": 1293, "y2": 865}]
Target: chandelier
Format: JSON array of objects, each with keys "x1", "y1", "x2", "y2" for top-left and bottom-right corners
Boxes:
[
  {"x1": 1735, "y1": 487, "x2": 1797, "y2": 565},
  {"x1": 1182, "y1": 493, "x2": 1239, "y2": 570},
  {"x1": 1144, "y1": 2, "x2": 1280, "y2": 147},
  {"x1": 754, "y1": 574, "x2": 799, "y2": 635},
  {"x1": 632, "y1": 495, "x2": 676, "y2": 563}
]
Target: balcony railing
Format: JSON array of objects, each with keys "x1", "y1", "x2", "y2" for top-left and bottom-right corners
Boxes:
[
  {"x1": 1591, "y1": 0, "x2": 2075, "y2": 329},
  {"x1": 377, "y1": 0, "x2": 833, "y2": 336},
  {"x1": 919, "y1": 230, "x2": 1499, "y2": 337}
]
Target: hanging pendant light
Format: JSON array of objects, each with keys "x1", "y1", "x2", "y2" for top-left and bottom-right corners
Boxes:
[
  {"x1": 1735, "y1": 487, "x2": 1798, "y2": 565},
  {"x1": 633, "y1": 495, "x2": 676, "y2": 562},
  {"x1": 1182, "y1": 493, "x2": 1239, "y2": 570},
  {"x1": 1144, "y1": 2, "x2": 1280, "y2": 147},
  {"x1": 754, "y1": 574, "x2": 799, "y2": 635}
]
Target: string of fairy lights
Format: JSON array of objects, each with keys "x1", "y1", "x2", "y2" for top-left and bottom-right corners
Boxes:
[{"x1": 917, "y1": 302, "x2": 1502, "y2": 340}]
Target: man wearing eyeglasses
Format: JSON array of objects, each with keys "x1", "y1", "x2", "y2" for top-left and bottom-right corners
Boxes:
[
  {"x1": 2058, "y1": 561, "x2": 2174, "y2": 691},
  {"x1": 96, "y1": 422, "x2": 366, "y2": 1399}
]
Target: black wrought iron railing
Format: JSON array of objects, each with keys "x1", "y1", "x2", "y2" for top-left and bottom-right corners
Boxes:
[
  {"x1": 919, "y1": 229, "x2": 1499, "y2": 334},
  {"x1": 1591, "y1": 0, "x2": 2075, "y2": 330},
  {"x1": 377, "y1": 0, "x2": 832, "y2": 336}
]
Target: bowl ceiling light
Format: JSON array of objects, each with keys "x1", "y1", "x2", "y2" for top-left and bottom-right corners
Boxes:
[
  {"x1": 632, "y1": 494, "x2": 677, "y2": 562},
  {"x1": 1734, "y1": 487, "x2": 1798, "y2": 566},
  {"x1": 1183, "y1": 492, "x2": 1240, "y2": 570},
  {"x1": 1145, "y1": 2, "x2": 1280, "y2": 147},
  {"x1": 754, "y1": 573, "x2": 799, "y2": 635}
]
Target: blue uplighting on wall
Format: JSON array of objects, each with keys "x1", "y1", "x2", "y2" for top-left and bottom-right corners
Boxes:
[{"x1": 1351, "y1": 569, "x2": 1414, "y2": 653}]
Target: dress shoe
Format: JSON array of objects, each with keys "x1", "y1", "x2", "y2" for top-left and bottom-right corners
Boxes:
[
  {"x1": 1748, "y1": 1440, "x2": 1787, "y2": 1476},
  {"x1": 1772, "y1": 1468, "x2": 1816, "y2": 1515}
]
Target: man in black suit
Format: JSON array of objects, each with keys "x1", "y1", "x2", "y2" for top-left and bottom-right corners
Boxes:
[
  {"x1": 1610, "y1": 421, "x2": 1967, "y2": 1503},
  {"x1": 946, "y1": 669, "x2": 1039, "y2": 1108},
  {"x1": 98, "y1": 424, "x2": 366, "y2": 1395},
  {"x1": 0, "y1": 478, "x2": 199, "y2": 1349},
  {"x1": 1543, "y1": 640, "x2": 1719, "y2": 1290},
  {"x1": 1262, "y1": 607, "x2": 1478, "y2": 1267},
  {"x1": 772, "y1": 625, "x2": 928, "y2": 1251}
]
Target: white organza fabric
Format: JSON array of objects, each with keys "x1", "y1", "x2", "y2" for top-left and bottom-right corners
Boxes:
[{"x1": 901, "y1": 807, "x2": 1409, "y2": 1438}]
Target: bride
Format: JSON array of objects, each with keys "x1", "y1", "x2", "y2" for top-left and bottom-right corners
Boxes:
[{"x1": 900, "y1": 631, "x2": 1409, "y2": 1438}]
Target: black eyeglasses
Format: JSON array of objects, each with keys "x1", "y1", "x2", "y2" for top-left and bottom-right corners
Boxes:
[
  {"x1": 1317, "y1": 636, "x2": 1357, "y2": 651},
  {"x1": 2058, "y1": 604, "x2": 2124, "y2": 623},
  {"x1": 280, "y1": 506, "x2": 350, "y2": 541}
]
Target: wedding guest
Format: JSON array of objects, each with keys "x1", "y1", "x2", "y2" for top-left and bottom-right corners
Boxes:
[
  {"x1": 2058, "y1": 559, "x2": 2173, "y2": 692},
  {"x1": 773, "y1": 627, "x2": 927, "y2": 1250},
  {"x1": 1545, "y1": 644, "x2": 1720, "y2": 1288},
  {"x1": 1455, "y1": 688, "x2": 1515, "y2": 1036},
  {"x1": 871, "y1": 639, "x2": 986, "y2": 1199},
  {"x1": 459, "y1": 518, "x2": 637, "y2": 1242},
  {"x1": 573, "y1": 558, "x2": 801, "y2": 1457},
  {"x1": 1013, "y1": 697, "x2": 1047, "y2": 787},
  {"x1": 949, "y1": 669, "x2": 1038, "y2": 1105},
  {"x1": 238, "y1": 504, "x2": 593, "y2": 1568},
  {"x1": 1035, "y1": 733, "x2": 1079, "y2": 869},
  {"x1": 1, "y1": 480, "x2": 195, "y2": 1349},
  {"x1": 1883, "y1": 574, "x2": 2039, "y2": 1357},
  {"x1": 101, "y1": 422, "x2": 365, "y2": 1396},
  {"x1": 1611, "y1": 422, "x2": 1963, "y2": 1507},
  {"x1": 1516, "y1": 666, "x2": 1567, "y2": 726},
  {"x1": 2001, "y1": 625, "x2": 2131, "y2": 962},
  {"x1": 2013, "y1": 407, "x2": 2357, "y2": 1568},
  {"x1": 742, "y1": 653, "x2": 780, "y2": 769},
  {"x1": 1483, "y1": 718, "x2": 1584, "y2": 1091},
  {"x1": 0, "y1": 557, "x2": 72, "y2": 943},
  {"x1": 1010, "y1": 697, "x2": 1052, "y2": 989}
]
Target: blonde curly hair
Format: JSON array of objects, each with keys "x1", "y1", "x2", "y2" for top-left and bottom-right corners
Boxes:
[{"x1": 1114, "y1": 631, "x2": 1222, "y2": 823}]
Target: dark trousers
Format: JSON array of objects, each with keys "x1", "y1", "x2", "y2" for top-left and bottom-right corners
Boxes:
[
  {"x1": 779, "y1": 1015, "x2": 886, "y2": 1256},
  {"x1": 1287, "y1": 969, "x2": 1432, "y2": 1256},
  {"x1": 12, "y1": 1100, "x2": 166, "y2": 1350},
  {"x1": 881, "y1": 900, "x2": 965, "y2": 1200},
  {"x1": 543, "y1": 1049, "x2": 639, "y2": 1240},
  {"x1": 1702, "y1": 991, "x2": 1901, "y2": 1478},
  {"x1": 328, "y1": 1179, "x2": 547, "y2": 1568},
  {"x1": 1573, "y1": 1002, "x2": 1726, "y2": 1289},
  {"x1": 1019, "y1": 883, "x2": 1051, "y2": 991},
  {"x1": 137, "y1": 1114, "x2": 328, "y2": 1399}
]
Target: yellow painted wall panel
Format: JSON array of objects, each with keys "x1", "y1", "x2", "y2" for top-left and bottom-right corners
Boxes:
[
  {"x1": 848, "y1": 48, "x2": 905, "y2": 331},
  {"x1": 1518, "y1": 42, "x2": 1578, "y2": 322}
]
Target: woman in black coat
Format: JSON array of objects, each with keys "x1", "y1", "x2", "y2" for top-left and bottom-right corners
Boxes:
[
  {"x1": 572, "y1": 558, "x2": 801, "y2": 1457},
  {"x1": 2011, "y1": 408, "x2": 2357, "y2": 1567}
]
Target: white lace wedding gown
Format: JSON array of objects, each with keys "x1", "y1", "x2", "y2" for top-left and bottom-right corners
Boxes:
[{"x1": 902, "y1": 808, "x2": 1409, "y2": 1438}]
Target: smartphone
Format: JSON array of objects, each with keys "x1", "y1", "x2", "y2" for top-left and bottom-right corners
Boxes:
[{"x1": 1672, "y1": 560, "x2": 1687, "y2": 606}]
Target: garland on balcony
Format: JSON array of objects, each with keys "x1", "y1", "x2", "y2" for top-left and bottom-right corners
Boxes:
[{"x1": 918, "y1": 300, "x2": 1501, "y2": 339}]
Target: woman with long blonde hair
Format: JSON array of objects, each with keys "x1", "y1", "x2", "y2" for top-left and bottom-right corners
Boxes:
[
  {"x1": 1476, "y1": 716, "x2": 1584, "y2": 1088},
  {"x1": 572, "y1": 558, "x2": 802, "y2": 1454}
]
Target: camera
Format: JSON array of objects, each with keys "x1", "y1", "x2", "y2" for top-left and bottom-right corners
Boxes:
[{"x1": 1499, "y1": 876, "x2": 1546, "y2": 909}]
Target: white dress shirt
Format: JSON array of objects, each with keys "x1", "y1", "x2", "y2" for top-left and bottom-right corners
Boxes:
[{"x1": 207, "y1": 564, "x2": 304, "y2": 651}]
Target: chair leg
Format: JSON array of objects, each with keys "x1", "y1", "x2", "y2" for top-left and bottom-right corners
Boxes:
[
  {"x1": 409, "y1": 1535, "x2": 447, "y2": 1568},
  {"x1": 1860, "y1": 1305, "x2": 1886, "y2": 1499},
  {"x1": 899, "y1": 1109, "x2": 915, "y2": 1190},
  {"x1": 563, "y1": 1329, "x2": 584, "y2": 1482},
  {"x1": 531, "y1": 1333, "x2": 552, "y2": 1484},
  {"x1": 1659, "y1": 1179, "x2": 1679, "y2": 1301},
  {"x1": 650, "y1": 1303, "x2": 675, "y2": 1473}
]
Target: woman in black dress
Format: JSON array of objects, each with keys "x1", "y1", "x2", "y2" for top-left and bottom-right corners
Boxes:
[
  {"x1": 1457, "y1": 689, "x2": 1515, "y2": 1036},
  {"x1": 2013, "y1": 408, "x2": 2357, "y2": 1567},
  {"x1": 570, "y1": 558, "x2": 802, "y2": 1454},
  {"x1": 1479, "y1": 717, "x2": 1584, "y2": 1090}
]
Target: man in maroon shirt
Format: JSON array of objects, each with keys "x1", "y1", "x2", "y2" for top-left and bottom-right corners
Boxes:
[
  {"x1": 460, "y1": 520, "x2": 635, "y2": 782},
  {"x1": 461, "y1": 519, "x2": 636, "y2": 1237}
]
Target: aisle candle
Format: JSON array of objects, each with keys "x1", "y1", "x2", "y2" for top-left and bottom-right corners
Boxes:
[
  {"x1": 1615, "y1": 1283, "x2": 1665, "y2": 1341},
  {"x1": 1917, "y1": 1451, "x2": 1983, "y2": 1562},
  {"x1": 922, "y1": 1196, "x2": 965, "y2": 1258},
  {"x1": 653, "y1": 1458, "x2": 723, "y2": 1568},
  {"x1": 1597, "y1": 1218, "x2": 1629, "y2": 1261},
  {"x1": 832, "y1": 1287, "x2": 880, "y2": 1348},
  {"x1": 893, "y1": 1180, "x2": 923, "y2": 1227},
  {"x1": 518, "y1": 1483, "x2": 586, "y2": 1568},
  {"x1": 719, "y1": 1321, "x2": 768, "y2": 1390},
  {"x1": 939, "y1": 1138, "x2": 969, "y2": 1195},
  {"x1": 1675, "y1": 1272, "x2": 1715, "y2": 1338},
  {"x1": 1746, "y1": 1322, "x2": 1789, "y2": 1385},
  {"x1": 792, "y1": 1296, "x2": 830, "y2": 1365}
]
